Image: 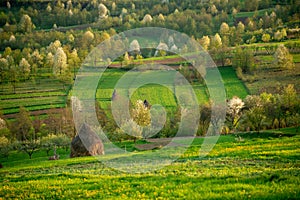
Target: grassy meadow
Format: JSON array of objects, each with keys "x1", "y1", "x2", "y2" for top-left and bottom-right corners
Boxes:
[
  {"x1": 96, "y1": 66, "x2": 248, "y2": 116},
  {"x1": 0, "y1": 128, "x2": 299, "y2": 199}
]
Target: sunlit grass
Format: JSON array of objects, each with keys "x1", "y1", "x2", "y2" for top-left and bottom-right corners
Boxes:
[{"x1": 1, "y1": 130, "x2": 299, "y2": 199}]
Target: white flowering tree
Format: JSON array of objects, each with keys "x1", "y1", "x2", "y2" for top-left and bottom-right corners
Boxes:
[
  {"x1": 98, "y1": 3, "x2": 109, "y2": 19},
  {"x1": 47, "y1": 40, "x2": 62, "y2": 55},
  {"x1": 19, "y1": 58, "x2": 31, "y2": 80},
  {"x1": 129, "y1": 40, "x2": 141, "y2": 56},
  {"x1": 274, "y1": 44, "x2": 294, "y2": 70},
  {"x1": 132, "y1": 100, "x2": 151, "y2": 127},
  {"x1": 142, "y1": 14, "x2": 153, "y2": 24},
  {"x1": 53, "y1": 47, "x2": 71, "y2": 89},
  {"x1": 226, "y1": 96, "x2": 245, "y2": 131},
  {"x1": 18, "y1": 14, "x2": 35, "y2": 33},
  {"x1": 199, "y1": 36, "x2": 210, "y2": 50},
  {"x1": 53, "y1": 47, "x2": 68, "y2": 76},
  {"x1": 210, "y1": 33, "x2": 222, "y2": 50}
]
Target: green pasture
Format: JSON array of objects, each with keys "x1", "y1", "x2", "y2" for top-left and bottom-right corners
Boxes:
[
  {"x1": 0, "y1": 128, "x2": 299, "y2": 199},
  {"x1": 96, "y1": 67, "x2": 248, "y2": 115}
]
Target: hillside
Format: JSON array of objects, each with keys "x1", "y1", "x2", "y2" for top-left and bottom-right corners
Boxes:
[{"x1": 0, "y1": 0, "x2": 299, "y2": 199}]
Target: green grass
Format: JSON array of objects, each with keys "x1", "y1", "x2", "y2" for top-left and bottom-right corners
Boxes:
[
  {"x1": 0, "y1": 78, "x2": 69, "y2": 115},
  {"x1": 97, "y1": 67, "x2": 248, "y2": 111},
  {"x1": 1, "y1": 130, "x2": 299, "y2": 199},
  {"x1": 218, "y1": 67, "x2": 249, "y2": 99},
  {"x1": 235, "y1": 8, "x2": 271, "y2": 18}
]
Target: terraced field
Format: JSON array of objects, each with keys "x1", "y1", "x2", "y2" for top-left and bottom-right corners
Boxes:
[{"x1": 0, "y1": 78, "x2": 69, "y2": 116}]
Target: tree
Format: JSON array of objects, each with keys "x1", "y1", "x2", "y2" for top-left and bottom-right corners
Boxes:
[
  {"x1": 19, "y1": 58, "x2": 31, "y2": 80},
  {"x1": 226, "y1": 96, "x2": 244, "y2": 132},
  {"x1": 122, "y1": 52, "x2": 131, "y2": 67},
  {"x1": 209, "y1": 4, "x2": 218, "y2": 15},
  {"x1": 0, "y1": 117, "x2": 11, "y2": 141},
  {"x1": 18, "y1": 140, "x2": 40, "y2": 159},
  {"x1": 210, "y1": 33, "x2": 222, "y2": 50},
  {"x1": 244, "y1": 0, "x2": 258, "y2": 12},
  {"x1": 244, "y1": 107, "x2": 266, "y2": 133},
  {"x1": 0, "y1": 58, "x2": 8, "y2": 85},
  {"x1": 142, "y1": 14, "x2": 153, "y2": 24},
  {"x1": 45, "y1": 52, "x2": 54, "y2": 72},
  {"x1": 9, "y1": 35, "x2": 16, "y2": 43},
  {"x1": 281, "y1": 84, "x2": 298, "y2": 111},
  {"x1": 262, "y1": 33, "x2": 271, "y2": 43},
  {"x1": 98, "y1": 3, "x2": 109, "y2": 19},
  {"x1": 273, "y1": 44, "x2": 294, "y2": 70},
  {"x1": 46, "y1": 3, "x2": 52, "y2": 12},
  {"x1": 247, "y1": 20, "x2": 255, "y2": 31},
  {"x1": 220, "y1": 22, "x2": 230, "y2": 36},
  {"x1": 41, "y1": 134, "x2": 70, "y2": 155},
  {"x1": 132, "y1": 100, "x2": 151, "y2": 127},
  {"x1": 68, "y1": 49, "x2": 81, "y2": 79},
  {"x1": 0, "y1": 136, "x2": 10, "y2": 159},
  {"x1": 47, "y1": 40, "x2": 61, "y2": 55},
  {"x1": 18, "y1": 14, "x2": 35, "y2": 33},
  {"x1": 154, "y1": 42, "x2": 168, "y2": 57},
  {"x1": 114, "y1": 119, "x2": 142, "y2": 143},
  {"x1": 53, "y1": 47, "x2": 68, "y2": 76},
  {"x1": 237, "y1": 21, "x2": 245, "y2": 33},
  {"x1": 129, "y1": 40, "x2": 141, "y2": 56},
  {"x1": 112, "y1": 2, "x2": 116, "y2": 12},
  {"x1": 158, "y1": 14, "x2": 165, "y2": 21},
  {"x1": 7, "y1": 56, "x2": 18, "y2": 93},
  {"x1": 274, "y1": 30, "x2": 283, "y2": 41},
  {"x1": 82, "y1": 30, "x2": 94, "y2": 45},
  {"x1": 233, "y1": 46, "x2": 255, "y2": 73},
  {"x1": 13, "y1": 107, "x2": 34, "y2": 141},
  {"x1": 7, "y1": 1, "x2": 11, "y2": 9},
  {"x1": 199, "y1": 36, "x2": 210, "y2": 50}
]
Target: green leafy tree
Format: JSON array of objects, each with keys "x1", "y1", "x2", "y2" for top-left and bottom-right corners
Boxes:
[
  {"x1": 0, "y1": 58, "x2": 9, "y2": 85},
  {"x1": 244, "y1": 0, "x2": 258, "y2": 12},
  {"x1": 68, "y1": 49, "x2": 81, "y2": 79},
  {"x1": 7, "y1": 56, "x2": 18, "y2": 93},
  {"x1": 233, "y1": 47, "x2": 255, "y2": 73},
  {"x1": 244, "y1": 107, "x2": 266, "y2": 133},
  {"x1": 18, "y1": 139, "x2": 40, "y2": 159},
  {"x1": 14, "y1": 107, "x2": 34, "y2": 141}
]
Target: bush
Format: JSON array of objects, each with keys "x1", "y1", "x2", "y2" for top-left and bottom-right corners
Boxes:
[{"x1": 0, "y1": 136, "x2": 10, "y2": 159}]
